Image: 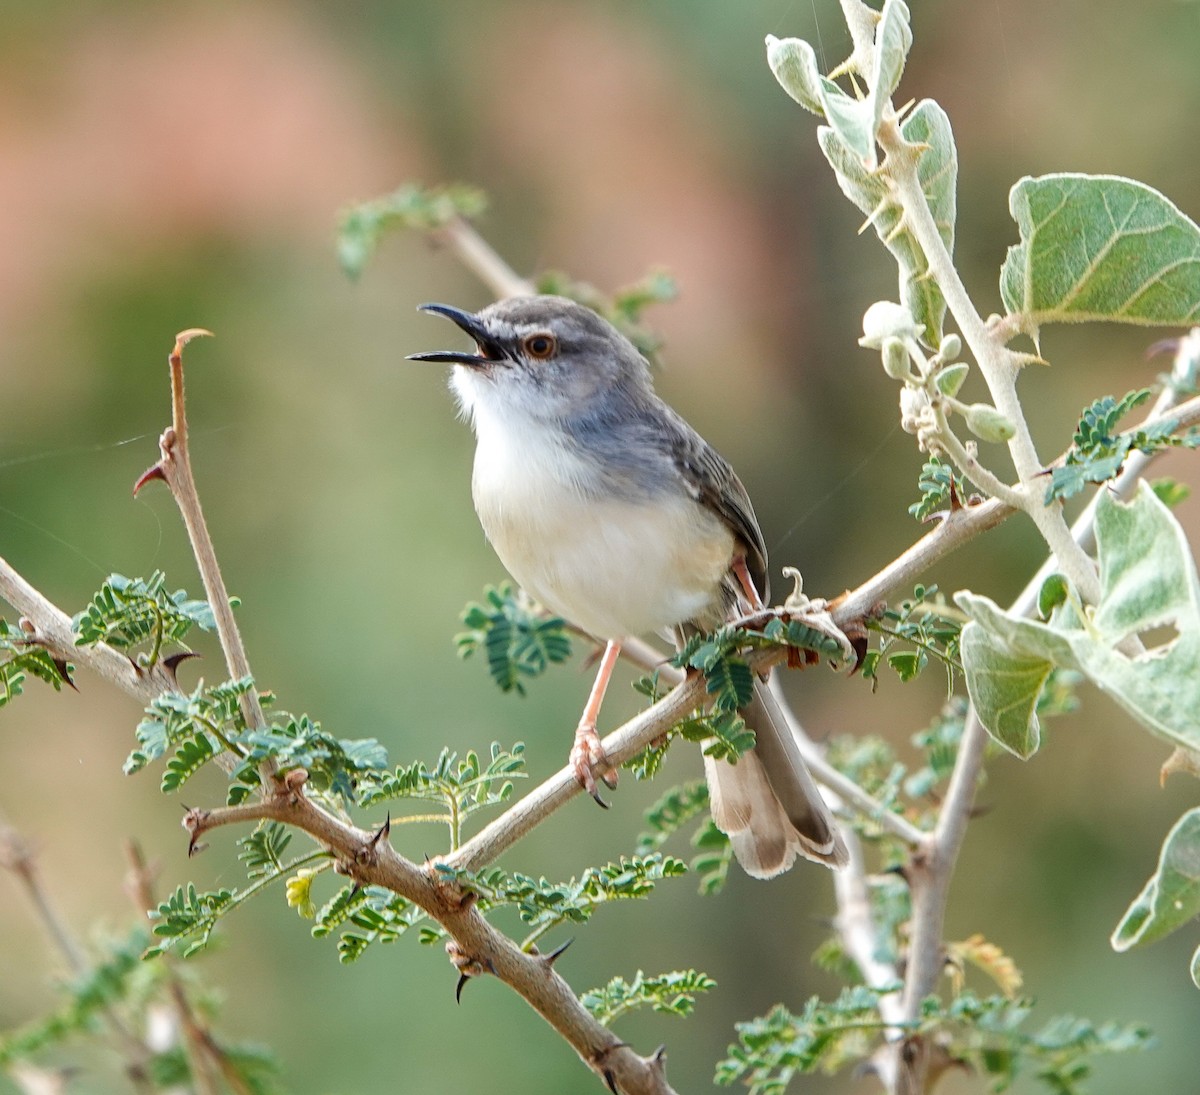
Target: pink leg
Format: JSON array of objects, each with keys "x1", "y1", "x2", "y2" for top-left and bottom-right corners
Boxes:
[{"x1": 571, "y1": 639, "x2": 621, "y2": 806}]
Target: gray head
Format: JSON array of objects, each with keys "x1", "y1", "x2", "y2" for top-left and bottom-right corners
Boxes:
[{"x1": 409, "y1": 295, "x2": 653, "y2": 424}]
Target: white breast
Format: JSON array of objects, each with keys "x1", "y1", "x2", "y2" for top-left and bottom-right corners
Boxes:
[{"x1": 465, "y1": 395, "x2": 733, "y2": 640}]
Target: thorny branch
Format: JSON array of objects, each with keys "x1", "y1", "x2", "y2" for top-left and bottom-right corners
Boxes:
[
  {"x1": 3, "y1": 213, "x2": 1199, "y2": 1091},
  {"x1": 0, "y1": 815, "x2": 157, "y2": 1093},
  {"x1": 132, "y1": 330, "x2": 269, "y2": 751}
]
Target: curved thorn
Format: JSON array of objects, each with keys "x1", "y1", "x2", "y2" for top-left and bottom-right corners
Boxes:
[
  {"x1": 132, "y1": 464, "x2": 167, "y2": 497},
  {"x1": 543, "y1": 937, "x2": 574, "y2": 966}
]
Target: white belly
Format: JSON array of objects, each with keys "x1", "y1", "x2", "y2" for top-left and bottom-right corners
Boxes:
[{"x1": 469, "y1": 419, "x2": 733, "y2": 640}]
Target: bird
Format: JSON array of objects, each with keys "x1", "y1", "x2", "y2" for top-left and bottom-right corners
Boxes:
[{"x1": 409, "y1": 294, "x2": 846, "y2": 876}]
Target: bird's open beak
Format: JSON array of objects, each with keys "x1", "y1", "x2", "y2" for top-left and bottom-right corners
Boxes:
[{"x1": 407, "y1": 303, "x2": 509, "y2": 367}]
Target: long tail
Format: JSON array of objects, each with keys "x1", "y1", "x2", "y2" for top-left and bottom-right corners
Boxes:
[{"x1": 704, "y1": 675, "x2": 846, "y2": 877}]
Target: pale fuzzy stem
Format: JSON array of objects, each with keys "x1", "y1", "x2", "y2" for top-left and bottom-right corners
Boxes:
[{"x1": 875, "y1": 118, "x2": 1101, "y2": 605}]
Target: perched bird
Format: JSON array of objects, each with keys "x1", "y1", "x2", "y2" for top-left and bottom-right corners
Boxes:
[{"x1": 410, "y1": 295, "x2": 845, "y2": 875}]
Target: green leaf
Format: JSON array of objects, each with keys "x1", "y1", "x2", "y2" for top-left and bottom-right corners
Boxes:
[
  {"x1": 337, "y1": 182, "x2": 487, "y2": 279},
  {"x1": 0, "y1": 617, "x2": 66, "y2": 707},
  {"x1": 242, "y1": 715, "x2": 388, "y2": 804},
  {"x1": 457, "y1": 584, "x2": 572, "y2": 695},
  {"x1": 161, "y1": 734, "x2": 218, "y2": 793},
  {"x1": 582, "y1": 969, "x2": 716, "y2": 1027},
  {"x1": 765, "y1": 35, "x2": 824, "y2": 115},
  {"x1": 1045, "y1": 389, "x2": 1199, "y2": 503},
  {"x1": 1112, "y1": 807, "x2": 1200, "y2": 951},
  {"x1": 126, "y1": 676, "x2": 255, "y2": 777},
  {"x1": 72, "y1": 572, "x2": 224, "y2": 666},
  {"x1": 959, "y1": 621, "x2": 1054, "y2": 759},
  {"x1": 820, "y1": 100, "x2": 957, "y2": 344},
  {"x1": 908, "y1": 456, "x2": 966, "y2": 521},
  {"x1": 1001, "y1": 174, "x2": 1200, "y2": 340},
  {"x1": 867, "y1": 0, "x2": 913, "y2": 134},
  {"x1": 958, "y1": 483, "x2": 1200, "y2": 758}
]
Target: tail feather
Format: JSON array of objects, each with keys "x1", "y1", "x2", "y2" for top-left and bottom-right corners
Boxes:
[{"x1": 704, "y1": 675, "x2": 846, "y2": 877}]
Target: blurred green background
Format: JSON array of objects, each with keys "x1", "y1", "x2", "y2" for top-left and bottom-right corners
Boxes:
[{"x1": 2, "y1": 1, "x2": 1200, "y2": 1092}]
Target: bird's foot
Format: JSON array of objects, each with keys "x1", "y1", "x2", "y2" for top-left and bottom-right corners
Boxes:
[{"x1": 571, "y1": 721, "x2": 618, "y2": 808}]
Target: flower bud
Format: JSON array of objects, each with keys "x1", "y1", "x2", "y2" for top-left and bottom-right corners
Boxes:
[
  {"x1": 860, "y1": 300, "x2": 922, "y2": 349},
  {"x1": 881, "y1": 338, "x2": 910, "y2": 380},
  {"x1": 938, "y1": 333, "x2": 962, "y2": 360},
  {"x1": 963, "y1": 403, "x2": 1016, "y2": 443},
  {"x1": 899, "y1": 386, "x2": 929, "y2": 434}
]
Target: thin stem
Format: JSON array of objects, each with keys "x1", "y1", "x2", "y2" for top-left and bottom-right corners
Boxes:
[
  {"x1": 0, "y1": 815, "x2": 155, "y2": 1093},
  {"x1": 435, "y1": 216, "x2": 534, "y2": 300},
  {"x1": 928, "y1": 406, "x2": 1026, "y2": 509},
  {"x1": 149, "y1": 330, "x2": 268, "y2": 736},
  {"x1": 876, "y1": 119, "x2": 1101, "y2": 605}
]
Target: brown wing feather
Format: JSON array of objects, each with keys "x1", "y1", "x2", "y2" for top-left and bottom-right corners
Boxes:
[{"x1": 663, "y1": 408, "x2": 770, "y2": 602}]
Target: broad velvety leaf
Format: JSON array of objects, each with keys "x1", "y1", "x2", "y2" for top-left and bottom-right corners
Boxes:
[
  {"x1": 820, "y1": 100, "x2": 956, "y2": 344},
  {"x1": 958, "y1": 483, "x2": 1200, "y2": 756},
  {"x1": 1001, "y1": 174, "x2": 1200, "y2": 340},
  {"x1": 1112, "y1": 808, "x2": 1200, "y2": 951},
  {"x1": 959, "y1": 622, "x2": 1053, "y2": 759}
]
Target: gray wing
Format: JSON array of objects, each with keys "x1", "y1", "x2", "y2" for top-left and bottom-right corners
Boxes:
[{"x1": 661, "y1": 406, "x2": 770, "y2": 602}]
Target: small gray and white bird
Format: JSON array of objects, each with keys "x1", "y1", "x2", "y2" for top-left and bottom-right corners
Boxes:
[{"x1": 410, "y1": 295, "x2": 846, "y2": 876}]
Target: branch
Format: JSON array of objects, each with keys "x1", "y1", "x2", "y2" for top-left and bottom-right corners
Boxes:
[
  {"x1": 124, "y1": 841, "x2": 251, "y2": 1095},
  {"x1": 0, "y1": 559, "x2": 177, "y2": 706},
  {"x1": 893, "y1": 332, "x2": 1200, "y2": 1091},
  {"x1": 433, "y1": 216, "x2": 534, "y2": 300},
  {"x1": 133, "y1": 330, "x2": 268, "y2": 738},
  {"x1": 876, "y1": 118, "x2": 1102, "y2": 605},
  {"x1": 0, "y1": 814, "x2": 156, "y2": 1093},
  {"x1": 184, "y1": 774, "x2": 680, "y2": 1095}
]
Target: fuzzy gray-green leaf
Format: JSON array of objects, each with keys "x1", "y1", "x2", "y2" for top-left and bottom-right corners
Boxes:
[
  {"x1": 1001, "y1": 174, "x2": 1200, "y2": 339},
  {"x1": 1112, "y1": 807, "x2": 1200, "y2": 951}
]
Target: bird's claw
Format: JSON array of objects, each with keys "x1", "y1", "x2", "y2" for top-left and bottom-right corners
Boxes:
[{"x1": 571, "y1": 722, "x2": 617, "y2": 807}]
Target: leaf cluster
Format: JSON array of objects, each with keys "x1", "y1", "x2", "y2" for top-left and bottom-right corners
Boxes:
[
  {"x1": 0, "y1": 928, "x2": 151, "y2": 1067},
  {"x1": 0, "y1": 616, "x2": 67, "y2": 707},
  {"x1": 237, "y1": 714, "x2": 388, "y2": 804},
  {"x1": 126, "y1": 676, "x2": 256, "y2": 781},
  {"x1": 72, "y1": 572, "x2": 224, "y2": 667},
  {"x1": 337, "y1": 182, "x2": 487, "y2": 279},
  {"x1": 443, "y1": 853, "x2": 687, "y2": 949},
  {"x1": 581, "y1": 969, "x2": 717, "y2": 1027},
  {"x1": 1046, "y1": 389, "x2": 1200, "y2": 503},
  {"x1": 635, "y1": 781, "x2": 734, "y2": 895},
  {"x1": 311, "y1": 884, "x2": 429, "y2": 964},
  {"x1": 457, "y1": 584, "x2": 571, "y2": 695},
  {"x1": 357, "y1": 741, "x2": 526, "y2": 847},
  {"x1": 862, "y1": 584, "x2": 962, "y2": 692},
  {"x1": 908, "y1": 455, "x2": 968, "y2": 521},
  {"x1": 716, "y1": 987, "x2": 1150, "y2": 1095}
]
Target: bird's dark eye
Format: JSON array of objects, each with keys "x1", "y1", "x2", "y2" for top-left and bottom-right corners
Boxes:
[{"x1": 522, "y1": 332, "x2": 557, "y2": 360}]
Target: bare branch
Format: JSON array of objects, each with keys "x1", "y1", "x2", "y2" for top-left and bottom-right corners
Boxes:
[
  {"x1": 133, "y1": 330, "x2": 269, "y2": 738},
  {"x1": 434, "y1": 216, "x2": 534, "y2": 300}
]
